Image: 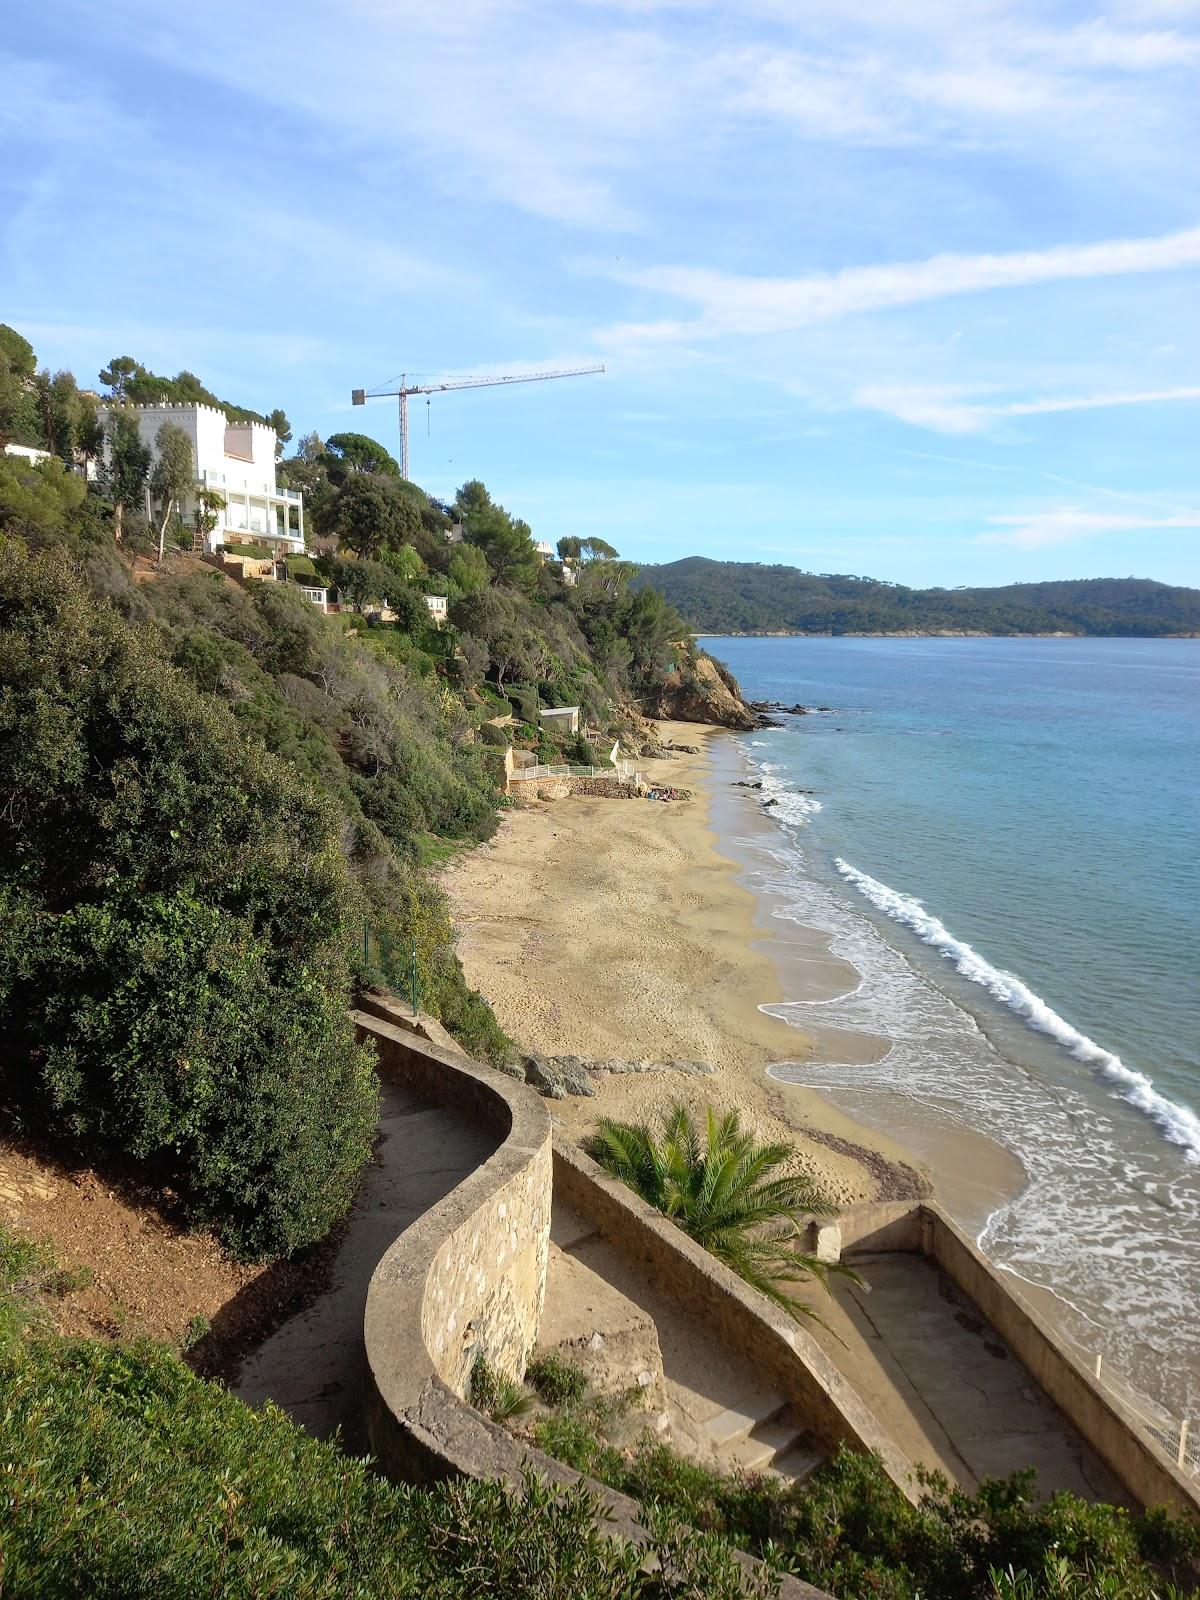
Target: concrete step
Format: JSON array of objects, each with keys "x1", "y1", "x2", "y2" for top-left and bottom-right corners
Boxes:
[
  {"x1": 723, "y1": 1411, "x2": 807, "y2": 1473},
  {"x1": 769, "y1": 1432, "x2": 827, "y2": 1483},
  {"x1": 704, "y1": 1386, "x2": 788, "y2": 1448}
]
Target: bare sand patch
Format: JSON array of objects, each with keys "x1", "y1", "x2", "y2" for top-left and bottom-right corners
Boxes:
[{"x1": 443, "y1": 722, "x2": 925, "y2": 1209}]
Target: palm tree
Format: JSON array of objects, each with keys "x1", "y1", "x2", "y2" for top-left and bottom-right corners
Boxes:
[{"x1": 583, "y1": 1104, "x2": 852, "y2": 1322}]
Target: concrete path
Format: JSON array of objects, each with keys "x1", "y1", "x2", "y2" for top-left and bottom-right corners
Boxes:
[
  {"x1": 809, "y1": 1252, "x2": 1128, "y2": 1503},
  {"x1": 235, "y1": 1082, "x2": 494, "y2": 1453}
]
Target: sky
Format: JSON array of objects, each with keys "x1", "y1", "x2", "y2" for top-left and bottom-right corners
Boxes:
[{"x1": 2, "y1": 0, "x2": 1199, "y2": 588}]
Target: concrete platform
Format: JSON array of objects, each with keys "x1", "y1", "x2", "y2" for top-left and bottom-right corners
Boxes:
[
  {"x1": 235, "y1": 1082, "x2": 494, "y2": 1452},
  {"x1": 810, "y1": 1252, "x2": 1128, "y2": 1503}
]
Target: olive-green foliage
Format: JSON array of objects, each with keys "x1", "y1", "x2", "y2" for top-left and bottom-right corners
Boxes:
[
  {"x1": 0, "y1": 323, "x2": 42, "y2": 448},
  {"x1": 98, "y1": 353, "x2": 282, "y2": 428},
  {"x1": 529, "y1": 1410, "x2": 1199, "y2": 1600},
  {"x1": 324, "y1": 429, "x2": 402, "y2": 478},
  {"x1": 471, "y1": 1356, "x2": 535, "y2": 1422},
  {"x1": 0, "y1": 1324, "x2": 773, "y2": 1600},
  {"x1": 527, "y1": 1353, "x2": 589, "y2": 1408},
  {"x1": 0, "y1": 550, "x2": 378, "y2": 1259},
  {"x1": 221, "y1": 540, "x2": 274, "y2": 560},
  {"x1": 584, "y1": 1106, "x2": 843, "y2": 1321}
]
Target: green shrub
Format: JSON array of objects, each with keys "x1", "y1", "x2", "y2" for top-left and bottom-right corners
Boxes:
[
  {"x1": 470, "y1": 1356, "x2": 534, "y2": 1422},
  {"x1": 528, "y1": 1353, "x2": 589, "y2": 1408},
  {"x1": 508, "y1": 683, "x2": 540, "y2": 724},
  {"x1": 0, "y1": 551, "x2": 378, "y2": 1260},
  {"x1": 480, "y1": 720, "x2": 511, "y2": 748},
  {"x1": 0, "y1": 1329, "x2": 769, "y2": 1599},
  {"x1": 532, "y1": 1427, "x2": 1200, "y2": 1600},
  {"x1": 221, "y1": 540, "x2": 274, "y2": 561}
]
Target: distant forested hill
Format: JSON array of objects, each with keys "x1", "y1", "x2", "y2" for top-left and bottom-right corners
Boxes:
[{"x1": 633, "y1": 559, "x2": 1200, "y2": 637}]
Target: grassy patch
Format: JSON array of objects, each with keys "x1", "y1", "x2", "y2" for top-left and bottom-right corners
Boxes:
[{"x1": 414, "y1": 832, "x2": 475, "y2": 871}]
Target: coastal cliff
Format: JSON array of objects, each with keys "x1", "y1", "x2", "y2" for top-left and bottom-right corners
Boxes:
[{"x1": 644, "y1": 649, "x2": 761, "y2": 730}]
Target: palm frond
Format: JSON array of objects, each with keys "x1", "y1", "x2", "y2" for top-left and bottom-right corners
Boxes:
[{"x1": 584, "y1": 1101, "x2": 848, "y2": 1324}]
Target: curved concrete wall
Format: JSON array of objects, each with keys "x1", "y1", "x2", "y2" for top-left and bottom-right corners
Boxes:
[
  {"x1": 353, "y1": 1001, "x2": 833, "y2": 1596},
  {"x1": 353, "y1": 1005, "x2": 553, "y2": 1482}
]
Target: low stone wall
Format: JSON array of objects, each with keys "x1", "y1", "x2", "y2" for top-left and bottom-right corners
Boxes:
[
  {"x1": 354, "y1": 1006, "x2": 553, "y2": 1482},
  {"x1": 553, "y1": 1138, "x2": 916, "y2": 1498},
  {"x1": 837, "y1": 1197, "x2": 1199, "y2": 1516},
  {"x1": 509, "y1": 774, "x2": 638, "y2": 802}
]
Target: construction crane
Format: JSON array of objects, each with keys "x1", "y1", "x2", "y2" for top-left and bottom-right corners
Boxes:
[{"x1": 351, "y1": 365, "x2": 604, "y2": 480}]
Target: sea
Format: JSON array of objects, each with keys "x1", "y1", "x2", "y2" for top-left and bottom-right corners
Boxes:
[{"x1": 703, "y1": 635, "x2": 1200, "y2": 1423}]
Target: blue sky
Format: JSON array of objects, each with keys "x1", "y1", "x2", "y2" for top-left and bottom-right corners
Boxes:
[{"x1": 3, "y1": 0, "x2": 1199, "y2": 587}]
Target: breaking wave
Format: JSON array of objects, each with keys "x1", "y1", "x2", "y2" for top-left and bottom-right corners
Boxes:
[
  {"x1": 757, "y1": 761, "x2": 824, "y2": 826},
  {"x1": 835, "y1": 857, "x2": 1200, "y2": 1165}
]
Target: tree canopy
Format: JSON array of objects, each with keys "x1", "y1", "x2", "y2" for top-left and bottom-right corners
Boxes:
[{"x1": 324, "y1": 431, "x2": 402, "y2": 478}]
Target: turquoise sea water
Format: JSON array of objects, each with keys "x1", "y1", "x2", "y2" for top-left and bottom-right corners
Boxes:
[{"x1": 705, "y1": 636, "x2": 1200, "y2": 1418}]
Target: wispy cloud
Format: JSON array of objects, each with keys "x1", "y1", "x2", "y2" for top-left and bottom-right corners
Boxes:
[
  {"x1": 605, "y1": 226, "x2": 1200, "y2": 341},
  {"x1": 979, "y1": 508, "x2": 1200, "y2": 548},
  {"x1": 858, "y1": 382, "x2": 1200, "y2": 434}
]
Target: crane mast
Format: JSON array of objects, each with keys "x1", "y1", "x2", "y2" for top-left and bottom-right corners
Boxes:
[{"x1": 351, "y1": 364, "x2": 604, "y2": 480}]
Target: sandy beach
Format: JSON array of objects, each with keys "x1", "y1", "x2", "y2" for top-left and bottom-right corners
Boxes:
[{"x1": 442, "y1": 721, "x2": 930, "y2": 1209}]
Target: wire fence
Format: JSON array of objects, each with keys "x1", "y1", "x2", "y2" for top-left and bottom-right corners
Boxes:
[
  {"x1": 508, "y1": 762, "x2": 646, "y2": 785},
  {"x1": 1082, "y1": 1349, "x2": 1199, "y2": 1479}
]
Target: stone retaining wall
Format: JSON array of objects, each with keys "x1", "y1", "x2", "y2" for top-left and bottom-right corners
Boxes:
[
  {"x1": 354, "y1": 1005, "x2": 553, "y2": 1480},
  {"x1": 509, "y1": 775, "x2": 639, "y2": 802}
]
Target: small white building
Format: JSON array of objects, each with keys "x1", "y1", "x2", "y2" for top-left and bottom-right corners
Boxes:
[
  {"x1": 539, "y1": 705, "x2": 580, "y2": 736},
  {"x1": 534, "y1": 539, "x2": 554, "y2": 560},
  {"x1": 424, "y1": 594, "x2": 448, "y2": 625},
  {"x1": 97, "y1": 402, "x2": 304, "y2": 556},
  {"x1": 3, "y1": 442, "x2": 53, "y2": 467}
]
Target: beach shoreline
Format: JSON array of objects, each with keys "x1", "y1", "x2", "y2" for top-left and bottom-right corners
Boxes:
[{"x1": 442, "y1": 721, "x2": 939, "y2": 1210}]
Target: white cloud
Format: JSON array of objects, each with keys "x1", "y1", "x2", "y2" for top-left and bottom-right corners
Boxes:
[
  {"x1": 978, "y1": 508, "x2": 1200, "y2": 548},
  {"x1": 859, "y1": 382, "x2": 1200, "y2": 434},
  {"x1": 607, "y1": 226, "x2": 1200, "y2": 341}
]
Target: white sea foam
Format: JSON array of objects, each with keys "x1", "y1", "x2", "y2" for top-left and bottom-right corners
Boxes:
[
  {"x1": 835, "y1": 857, "x2": 1200, "y2": 1166},
  {"x1": 753, "y1": 757, "x2": 824, "y2": 826}
]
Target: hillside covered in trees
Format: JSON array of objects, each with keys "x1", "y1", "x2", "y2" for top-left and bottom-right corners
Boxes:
[
  {"x1": 635, "y1": 558, "x2": 1200, "y2": 637},
  {"x1": 0, "y1": 324, "x2": 700, "y2": 1262}
]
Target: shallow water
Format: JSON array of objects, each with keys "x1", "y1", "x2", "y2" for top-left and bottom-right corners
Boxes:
[{"x1": 704, "y1": 636, "x2": 1200, "y2": 1420}]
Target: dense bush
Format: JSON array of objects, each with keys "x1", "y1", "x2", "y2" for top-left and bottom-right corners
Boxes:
[
  {"x1": 0, "y1": 1323, "x2": 772, "y2": 1599},
  {"x1": 0, "y1": 550, "x2": 378, "y2": 1258},
  {"x1": 534, "y1": 1414, "x2": 1200, "y2": 1600}
]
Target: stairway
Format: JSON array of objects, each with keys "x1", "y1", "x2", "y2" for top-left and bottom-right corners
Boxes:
[{"x1": 705, "y1": 1385, "x2": 827, "y2": 1480}]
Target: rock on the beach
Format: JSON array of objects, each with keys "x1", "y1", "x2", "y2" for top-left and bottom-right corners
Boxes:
[
  {"x1": 593, "y1": 1056, "x2": 714, "y2": 1077},
  {"x1": 549, "y1": 1054, "x2": 599, "y2": 1097},
  {"x1": 522, "y1": 1052, "x2": 597, "y2": 1098}
]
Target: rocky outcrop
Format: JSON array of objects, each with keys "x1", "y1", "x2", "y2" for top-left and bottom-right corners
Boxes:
[
  {"x1": 520, "y1": 1051, "x2": 715, "y2": 1100},
  {"x1": 644, "y1": 652, "x2": 767, "y2": 731}
]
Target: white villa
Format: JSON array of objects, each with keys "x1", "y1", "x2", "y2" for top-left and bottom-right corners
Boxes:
[{"x1": 98, "y1": 402, "x2": 304, "y2": 556}]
